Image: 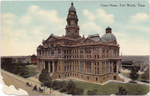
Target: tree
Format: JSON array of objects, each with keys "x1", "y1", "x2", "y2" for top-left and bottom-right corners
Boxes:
[
  {"x1": 129, "y1": 67, "x2": 139, "y2": 81},
  {"x1": 19, "y1": 64, "x2": 29, "y2": 78},
  {"x1": 59, "y1": 81, "x2": 67, "y2": 92},
  {"x1": 75, "y1": 87, "x2": 84, "y2": 95},
  {"x1": 87, "y1": 89, "x2": 97, "y2": 95},
  {"x1": 142, "y1": 68, "x2": 149, "y2": 80},
  {"x1": 67, "y1": 80, "x2": 76, "y2": 95},
  {"x1": 116, "y1": 86, "x2": 127, "y2": 95},
  {"x1": 13, "y1": 62, "x2": 21, "y2": 74},
  {"x1": 39, "y1": 69, "x2": 50, "y2": 91}
]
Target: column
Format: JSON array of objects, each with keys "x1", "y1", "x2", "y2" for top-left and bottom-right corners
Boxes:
[
  {"x1": 43, "y1": 61, "x2": 45, "y2": 69},
  {"x1": 53, "y1": 61, "x2": 54, "y2": 73},
  {"x1": 116, "y1": 62, "x2": 118, "y2": 73},
  {"x1": 48, "y1": 62, "x2": 50, "y2": 73},
  {"x1": 108, "y1": 61, "x2": 110, "y2": 73},
  {"x1": 83, "y1": 61, "x2": 86, "y2": 73},
  {"x1": 91, "y1": 61, "x2": 94, "y2": 74},
  {"x1": 41, "y1": 50, "x2": 42, "y2": 57},
  {"x1": 111, "y1": 62, "x2": 113, "y2": 73}
]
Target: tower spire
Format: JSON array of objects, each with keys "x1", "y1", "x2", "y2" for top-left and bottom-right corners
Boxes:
[{"x1": 65, "y1": 3, "x2": 80, "y2": 38}]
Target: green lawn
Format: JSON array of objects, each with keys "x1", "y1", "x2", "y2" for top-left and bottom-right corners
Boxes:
[
  {"x1": 55, "y1": 80, "x2": 149, "y2": 95},
  {"x1": 74, "y1": 80, "x2": 149, "y2": 95},
  {"x1": 27, "y1": 65, "x2": 38, "y2": 77},
  {"x1": 121, "y1": 72, "x2": 149, "y2": 82}
]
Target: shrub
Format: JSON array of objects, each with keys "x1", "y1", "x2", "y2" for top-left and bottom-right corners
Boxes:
[
  {"x1": 67, "y1": 80, "x2": 76, "y2": 94},
  {"x1": 75, "y1": 87, "x2": 84, "y2": 95},
  {"x1": 116, "y1": 86, "x2": 127, "y2": 95},
  {"x1": 87, "y1": 89, "x2": 97, "y2": 95}
]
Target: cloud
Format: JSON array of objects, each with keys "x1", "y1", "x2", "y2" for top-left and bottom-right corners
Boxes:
[
  {"x1": 1, "y1": 13, "x2": 16, "y2": 26},
  {"x1": 19, "y1": 16, "x2": 31, "y2": 24},
  {"x1": 83, "y1": 9, "x2": 95, "y2": 20},
  {"x1": 1, "y1": 5, "x2": 66, "y2": 56},
  {"x1": 81, "y1": 22, "x2": 102, "y2": 37},
  {"x1": 82, "y1": 9, "x2": 114, "y2": 24},
  {"x1": 129, "y1": 13, "x2": 149, "y2": 23},
  {"x1": 119, "y1": 40, "x2": 149, "y2": 55},
  {"x1": 97, "y1": 9, "x2": 114, "y2": 24}
]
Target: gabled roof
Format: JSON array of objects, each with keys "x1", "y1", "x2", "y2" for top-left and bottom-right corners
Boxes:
[{"x1": 44, "y1": 34, "x2": 61, "y2": 42}]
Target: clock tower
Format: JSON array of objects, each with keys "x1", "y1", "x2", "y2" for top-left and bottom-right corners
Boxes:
[{"x1": 65, "y1": 2, "x2": 80, "y2": 38}]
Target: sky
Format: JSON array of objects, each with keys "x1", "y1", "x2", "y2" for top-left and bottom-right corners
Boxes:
[{"x1": 1, "y1": 0, "x2": 149, "y2": 56}]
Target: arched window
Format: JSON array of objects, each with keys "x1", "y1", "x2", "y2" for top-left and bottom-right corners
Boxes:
[{"x1": 51, "y1": 44, "x2": 54, "y2": 48}]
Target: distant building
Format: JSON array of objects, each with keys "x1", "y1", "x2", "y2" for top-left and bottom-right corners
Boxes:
[
  {"x1": 1, "y1": 57, "x2": 13, "y2": 64},
  {"x1": 1, "y1": 54, "x2": 37, "y2": 64},
  {"x1": 37, "y1": 3, "x2": 122, "y2": 83},
  {"x1": 31, "y1": 54, "x2": 37, "y2": 63},
  {"x1": 122, "y1": 61, "x2": 144, "y2": 71}
]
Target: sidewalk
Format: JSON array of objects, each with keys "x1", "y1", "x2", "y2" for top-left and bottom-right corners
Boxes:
[
  {"x1": 118, "y1": 73, "x2": 150, "y2": 86},
  {"x1": 1, "y1": 69, "x2": 67, "y2": 95}
]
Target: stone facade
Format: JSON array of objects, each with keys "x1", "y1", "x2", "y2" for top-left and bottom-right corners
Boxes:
[{"x1": 37, "y1": 3, "x2": 122, "y2": 83}]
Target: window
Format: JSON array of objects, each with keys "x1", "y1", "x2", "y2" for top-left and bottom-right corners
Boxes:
[
  {"x1": 95, "y1": 48, "x2": 98, "y2": 53},
  {"x1": 97, "y1": 55, "x2": 99, "y2": 59},
  {"x1": 96, "y1": 77, "x2": 98, "y2": 81},
  {"x1": 89, "y1": 55, "x2": 91, "y2": 58},
  {"x1": 89, "y1": 67, "x2": 91, "y2": 73},
  {"x1": 58, "y1": 49, "x2": 61, "y2": 54},
  {"x1": 58, "y1": 75, "x2": 60, "y2": 79},
  {"x1": 64, "y1": 50, "x2": 66, "y2": 54},
  {"x1": 95, "y1": 55, "x2": 96, "y2": 59},
  {"x1": 102, "y1": 48, "x2": 105, "y2": 53},
  {"x1": 107, "y1": 48, "x2": 109, "y2": 53},
  {"x1": 89, "y1": 49, "x2": 91, "y2": 53},
  {"x1": 59, "y1": 66, "x2": 60, "y2": 71},
  {"x1": 87, "y1": 55, "x2": 88, "y2": 58},
  {"x1": 51, "y1": 44, "x2": 54, "y2": 48},
  {"x1": 51, "y1": 50, "x2": 54, "y2": 56},
  {"x1": 94, "y1": 67, "x2": 96, "y2": 74},
  {"x1": 94, "y1": 62, "x2": 96, "y2": 66},
  {"x1": 114, "y1": 76, "x2": 116, "y2": 80},
  {"x1": 97, "y1": 62, "x2": 99, "y2": 66},
  {"x1": 81, "y1": 75, "x2": 83, "y2": 79},
  {"x1": 87, "y1": 76, "x2": 89, "y2": 80},
  {"x1": 113, "y1": 50, "x2": 116, "y2": 57},
  {"x1": 68, "y1": 31, "x2": 70, "y2": 35},
  {"x1": 110, "y1": 66, "x2": 112, "y2": 72},
  {"x1": 97, "y1": 68, "x2": 99, "y2": 74},
  {"x1": 64, "y1": 66, "x2": 66, "y2": 72},
  {"x1": 80, "y1": 49, "x2": 83, "y2": 54}
]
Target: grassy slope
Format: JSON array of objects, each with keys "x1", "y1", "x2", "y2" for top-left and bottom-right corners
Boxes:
[
  {"x1": 27, "y1": 65, "x2": 38, "y2": 77},
  {"x1": 63, "y1": 80, "x2": 149, "y2": 95},
  {"x1": 121, "y1": 72, "x2": 149, "y2": 81}
]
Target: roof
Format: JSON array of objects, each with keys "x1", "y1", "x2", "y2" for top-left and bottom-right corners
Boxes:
[
  {"x1": 88, "y1": 34, "x2": 100, "y2": 42},
  {"x1": 101, "y1": 33, "x2": 117, "y2": 42},
  {"x1": 69, "y1": 2, "x2": 76, "y2": 12}
]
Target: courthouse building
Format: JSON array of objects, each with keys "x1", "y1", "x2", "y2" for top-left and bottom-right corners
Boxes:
[{"x1": 37, "y1": 3, "x2": 122, "y2": 83}]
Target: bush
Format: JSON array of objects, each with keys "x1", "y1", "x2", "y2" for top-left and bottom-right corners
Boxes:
[
  {"x1": 116, "y1": 86, "x2": 127, "y2": 95},
  {"x1": 75, "y1": 87, "x2": 84, "y2": 95},
  {"x1": 87, "y1": 89, "x2": 97, "y2": 95},
  {"x1": 67, "y1": 80, "x2": 76, "y2": 95}
]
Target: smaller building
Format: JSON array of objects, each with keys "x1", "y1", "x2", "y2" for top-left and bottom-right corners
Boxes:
[
  {"x1": 31, "y1": 54, "x2": 37, "y2": 63},
  {"x1": 1, "y1": 54, "x2": 37, "y2": 64},
  {"x1": 122, "y1": 61, "x2": 144, "y2": 71}
]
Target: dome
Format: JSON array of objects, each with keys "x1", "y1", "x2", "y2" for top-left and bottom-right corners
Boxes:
[
  {"x1": 69, "y1": 2, "x2": 76, "y2": 12},
  {"x1": 101, "y1": 33, "x2": 117, "y2": 42}
]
